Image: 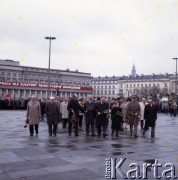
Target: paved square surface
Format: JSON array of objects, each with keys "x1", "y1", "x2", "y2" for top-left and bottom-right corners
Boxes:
[{"x1": 0, "y1": 110, "x2": 177, "y2": 179}]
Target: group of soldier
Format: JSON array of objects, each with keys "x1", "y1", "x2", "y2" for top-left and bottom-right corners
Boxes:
[{"x1": 25, "y1": 94, "x2": 164, "y2": 138}]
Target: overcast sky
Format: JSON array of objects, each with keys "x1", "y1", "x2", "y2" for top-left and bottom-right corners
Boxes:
[{"x1": 0, "y1": 0, "x2": 178, "y2": 76}]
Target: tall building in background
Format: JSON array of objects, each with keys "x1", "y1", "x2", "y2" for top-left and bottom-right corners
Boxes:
[
  {"x1": 0, "y1": 59, "x2": 93, "y2": 98},
  {"x1": 131, "y1": 63, "x2": 136, "y2": 76}
]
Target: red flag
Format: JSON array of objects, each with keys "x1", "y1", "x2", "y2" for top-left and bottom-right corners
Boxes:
[{"x1": 4, "y1": 93, "x2": 11, "y2": 98}]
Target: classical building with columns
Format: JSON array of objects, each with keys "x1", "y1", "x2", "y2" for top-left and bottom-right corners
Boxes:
[
  {"x1": 0, "y1": 59, "x2": 93, "y2": 98},
  {"x1": 92, "y1": 64, "x2": 177, "y2": 98}
]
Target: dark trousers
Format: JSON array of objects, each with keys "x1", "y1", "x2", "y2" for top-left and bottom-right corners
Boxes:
[
  {"x1": 85, "y1": 119, "x2": 95, "y2": 135},
  {"x1": 62, "y1": 118, "x2": 68, "y2": 128},
  {"x1": 48, "y1": 125, "x2": 58, "y2": 136},
  {"x1": 68, "y1": 121, "x2": 78, "y2": 136},
  {"x1": 78, "y1": 115, "x2": 83, "y2": 127},
  {"x1": 29, "y1": 124, "x2": 38, "y2": 135},
  {"x1": 140, "y1": 120, "x2": 144, "y2": 129},
  {"x1": 97, "y1": 124, "x2": 107, "y2": 136}
]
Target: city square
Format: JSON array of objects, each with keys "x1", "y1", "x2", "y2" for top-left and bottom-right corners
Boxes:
[{"x1": 0, "y1": 110, "x2": 177, "y2": 179}]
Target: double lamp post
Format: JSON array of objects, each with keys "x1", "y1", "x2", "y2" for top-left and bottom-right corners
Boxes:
[{"x1": 45, "y1": 36, "x2": 56, "y2": 97}]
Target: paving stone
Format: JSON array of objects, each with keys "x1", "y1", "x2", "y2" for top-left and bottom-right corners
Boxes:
[
  {"x1": 7, "y1": 168, "x2": 50, "y2": 179},
  {"x1": 0, "y1": 152, "x2": 24, "y2": 164},
  {"x1": 0, "y1": 111, "x2": 177, "y2": 179}
]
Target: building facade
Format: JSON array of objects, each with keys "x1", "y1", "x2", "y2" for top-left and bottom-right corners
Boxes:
[
  {"x1": 0, "y1": 59, "x2": 93, "y2": 98},
  {"x1": 92, "y1": 64, "x2": 177, "y2": 98}
]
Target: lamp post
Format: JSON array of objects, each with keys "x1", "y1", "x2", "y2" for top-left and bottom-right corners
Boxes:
[
  {"x1": 173, "y1": 58, "x2": 178, "y2": 97},
  {"x1": 45, "y1": 36, "x2": 56, "y2": 97}
]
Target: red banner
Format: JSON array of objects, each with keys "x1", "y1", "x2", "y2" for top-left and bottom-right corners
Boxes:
[{"x1": 0, "y1": 81, "x2": 93, "y2": 91}]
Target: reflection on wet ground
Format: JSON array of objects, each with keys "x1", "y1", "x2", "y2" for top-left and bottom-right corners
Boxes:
[{"x1": 0, "y1": 111, "x2": 178, "y2": 179}]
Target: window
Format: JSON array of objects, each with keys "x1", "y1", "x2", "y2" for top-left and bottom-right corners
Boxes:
[
  {"x1": 101, "y1": 90, "x2": 103, "y2": 95},
  {"x1": 165, "y1": 83, "x2": 167, "y2": 87},
  {"x1": 112, "y1": 90, "x2": 115, "y2": 94},
  {"x1": 101, "y1": 86, "x2": 103, "y2": 89},
  {"x1": 126, "y1": 84, "x2": 128, "y2": 88},
  {"x1": 141, "y1": 84, "x2": 143, "y2": 87},
  {"x1": 137, "y1": 84, "x2": 139, "y2": 87},
  {"x1": 109, "y1": 86, "x2": 111, "y2": 89},
  {"x1": 157, "y1": 84, "x2": 159, "y2": 87},
  {"x1": 105, "y1": 86, "x2": 107, "y2": 89},
  {"x1": 105, "y1": 90, "x2": 107, "y2": 95},
  {"x1": 113, "y1": 86, "x2": 115, "y2": 89},
  {"x1": 94, "y1": 86, "x2": 96, "y2": 89},
  {"x1": 1, "y1": 72, "x2": 5, "y2": 76},
  {"x1": 7, "y1": 72, "x2": 11, "y2": 76},
  {"x1": 98, "y1": 86, "x2": 100, "y2": 89},
  {"x1": 149, "y1": 84, "x2": 151, "y2": 87},
  {"x1": 145, "y1": 84, "x2": 147, "y2": 87},
  {"x1": 133, "y1": 84, "x2": 135, "y2": 88},
  {"x1": 108, "y1": 90, "x2": 111, "y2": 95},
  {"x1": 130, "y1": 84, "x2": 132, "y2": 88}
]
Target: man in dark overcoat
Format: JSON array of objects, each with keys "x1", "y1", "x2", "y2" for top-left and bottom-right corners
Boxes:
[
  {"x1": 45, "y1": 97, "x2": 60, "y2": 136},
  {"x1": 84, "y1": 95, "x2": 96, "y2": 136},
  {"x1": 95, "y1": 97, "x2": 109, "y2": 137},
  {"x1": 143, "y1": 99, "x2": 157, "y2": 138},
  {"x1": 67, "y1": 95, "x2": 83, "y2": 136}
]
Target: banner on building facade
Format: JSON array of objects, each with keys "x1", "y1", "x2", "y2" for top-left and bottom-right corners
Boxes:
[{"x1": 0, "y1": 82, "x2": 93, "y2": 91}]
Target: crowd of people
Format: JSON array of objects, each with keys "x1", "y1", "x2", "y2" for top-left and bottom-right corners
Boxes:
[{"x1": 24, "y1": 93, "x2": 177, "y2": 138}]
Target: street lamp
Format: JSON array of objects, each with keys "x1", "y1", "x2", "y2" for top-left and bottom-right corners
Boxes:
[
  {"x1": 173, "y1": 58, "x2": 178, "y2": 97},
  {"x1": 45, "y1": 36, "x2": 56, "y2": 97}
]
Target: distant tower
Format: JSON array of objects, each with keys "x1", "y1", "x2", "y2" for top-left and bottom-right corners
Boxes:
[{"x1": 131, "y1": 63, "x2": 136, "y2": 76}]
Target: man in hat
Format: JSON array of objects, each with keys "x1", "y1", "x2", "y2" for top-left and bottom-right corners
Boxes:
[
  {"x1": 126, "y1": 95, "x2": 141, "y2": 137},
  {"x1": 45, "y1": 97, "x2": 60, "y2": 136}
]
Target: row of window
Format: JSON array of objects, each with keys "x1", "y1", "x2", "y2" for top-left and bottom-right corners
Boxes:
[
  {"x1": 0, "y1": 72, "x2": 91, "y2": 84},
  {"x1": 93, "y1": 83, "x2": 167, "y2": 89},
  {"x1": 93, "y1": 90, "x2": 115, "y2": 95},
  {"x1": 93, "y1": 85, "x2": 115, "y2": 89},
  {"x1": 92, "y1": 81, "x2": 117, "y2": 84}
]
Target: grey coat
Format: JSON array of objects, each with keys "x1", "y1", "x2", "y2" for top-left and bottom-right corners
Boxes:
[{"x1": 27, "y1": 101, "x2": 41, "y2": 125}]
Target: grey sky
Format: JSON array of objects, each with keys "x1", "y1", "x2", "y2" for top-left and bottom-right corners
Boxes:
[{"x1": 0, "y1": 0, "x2": 178, "y2": 76}]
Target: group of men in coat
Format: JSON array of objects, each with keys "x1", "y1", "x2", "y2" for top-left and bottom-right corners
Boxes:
[
  {"x1": 26, "y1": 95, "x2": 110, "y2": 137},
  {"x1": 127, "y1": 96, "x2": 157, "y2": 138},
  {"x1": 27, "y1": 96, "x2": 60, "y2": 136},
  {"x1": 26, "y1": 94, "x2": 157, "y2": 138}
]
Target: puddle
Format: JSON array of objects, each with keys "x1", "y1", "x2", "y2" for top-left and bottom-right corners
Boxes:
[
  {"x1": 48, "y1": 149, "x2": 59, "y2": 153},
  {"x1": 113, "y1": 152, "x2": 134, "y2": 155},
  {"x1": 111, "y1": 144, "x2": 130, "y2": 148},
  {"x1": 144, "y1": 159, "x2": 156, "y2": 165},
  {"x1": 90, "y1": 145, "x2": 102, "y2": 149},
  {"x1": 59, "y1": 144, "x2": 75, "y2": 148}
]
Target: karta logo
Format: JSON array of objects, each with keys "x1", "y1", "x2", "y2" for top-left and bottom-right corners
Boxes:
[{"x1": 105, "y1": 158, "x2": 177, "y2": 179}]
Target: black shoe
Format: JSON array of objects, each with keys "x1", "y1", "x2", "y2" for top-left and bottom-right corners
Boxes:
[
  {"x1": 75, "y1": 134, "x2": 79, "y2": 137},
  {"x1": 103, "y1": 134, "x2": 108, "y2": 138},
  {"x1": 53, "y1": 133, "x2": 56, "y2": 136},
  {"x1": 116, "y1": 134, "x2": 119, "y2": 137},
  {"x1": 92, "y1": 134, "x2": 96, "y2": 137},
  {"x1": 134, "y1": 135, "x2": 138, "y2": 138},
  {"x1": 49, "y1": 133, "x2": 52, "y2": 136},
  {"x1": 30, "y1": 134, "x2": 33, "y2": 136},
  {"x1": 97, "y1": 134, "x2": 101, "y2": 137},
  {"x1": 143, "y1": 131, "x2": 145, "y2": 136}
]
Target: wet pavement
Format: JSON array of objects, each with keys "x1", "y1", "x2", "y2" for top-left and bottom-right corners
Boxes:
[{"x1": 0, "y1": 111, "x2": 178, "y2": 179}]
